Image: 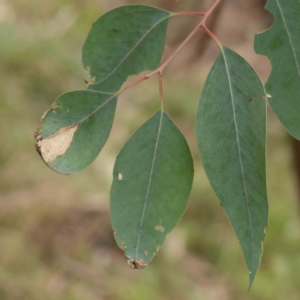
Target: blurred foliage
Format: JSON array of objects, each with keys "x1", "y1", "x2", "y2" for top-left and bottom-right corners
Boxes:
[{"x1": 0, "y1": 0, "x2": 300, "y2": 299}]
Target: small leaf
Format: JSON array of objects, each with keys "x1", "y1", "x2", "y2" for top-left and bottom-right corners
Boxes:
[
  {"x1": 35, "y1": 90, "x2": 117, "y2": 174},
  {"x1": 196, "y1": 46, "x2": 268, "y2": 289},
  {"x1": 82, "y1": 5, "x2": 172, "y2": 93},
  {"x1": 255, "y1": 0, "x2": 300, "y2": 139},
  {"x1": 111, "y1": 110, "x2": 193, "y2": 267}
]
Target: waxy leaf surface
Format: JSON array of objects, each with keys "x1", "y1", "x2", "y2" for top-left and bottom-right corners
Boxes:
[
  {"x1": 196, "y1": 47, "x2": 268, "y2": 289},
  {"x1": 110, "y1": 110, "x2": 193, "y2": 267},
  {"x1": 35, "y1": 90, "x2": 117, "y2": 174},
  {"x1": 255, "y1": 0, "x2": 300, "y2": 139},
  {"x1": 82, "y1": 5, "x2": 172, "y2": 93}
]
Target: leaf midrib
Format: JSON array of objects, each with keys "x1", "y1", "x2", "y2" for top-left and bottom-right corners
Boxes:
[
  {"x1": 135, "y1": 110, "x2": 163, "y2": 259},
  {"x1": 43, "y1": 90, "x2": 116, "y2": 138},
  {"x1": 221, "y1": 48, "x2": 255, "y2": 273},
  {"x1": 276, "y1": 0, "x2": 300, "y2": 76}
]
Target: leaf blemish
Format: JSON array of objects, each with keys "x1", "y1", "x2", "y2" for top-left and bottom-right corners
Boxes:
[
  {"x1": 40, "y1": 109, "x2": 50, "y2": 122},
  {"x1": 121, "y1": 240, "x2": 126, "y2": 251},
  {"x1": 51, "y1": 102, "x2": 62, "y2": 109},
  {"x1": 155, "y1": 226, "x2": 165, "y2": 233},
  {"x1": 35, "y1": 125, "x2": 78, "y2": 163},
  {"x1": 127, "y1": 259, "x2": 147, "y2": 270},
  {"x1": 118, "y1": 173, "x2": 123, "y2": 180},
  {"x1": 89, "y1": 77, "x2": 96, "y2": 85}
]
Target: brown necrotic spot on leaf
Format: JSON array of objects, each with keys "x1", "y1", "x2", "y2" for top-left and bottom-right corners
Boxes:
[
  {"x1": 35, "y1": 125, "x2": 78, "y2": 163},
  {"x1": 155, "y1": 225, "x2": 165, "y2": 233},
  {"x1": 127, "y1": 259, "x2": 147, "y2": 269}
]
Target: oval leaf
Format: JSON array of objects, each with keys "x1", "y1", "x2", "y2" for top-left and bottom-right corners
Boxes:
[
  {"x1": 82, "y1": 5, "x2": 172, "y2": 93},
  {"x1": 196, "y1": 46, "x2": 268, "y2": 289},
  {"x1": 35, "y1": 90, "x2": 117, "y2": 174},
  {"x1": 110, "y1": 110, "x2": 193, "y2": 268},
  {"x1": 255, "y1": 0, "x2": 300, "y2": 139}
]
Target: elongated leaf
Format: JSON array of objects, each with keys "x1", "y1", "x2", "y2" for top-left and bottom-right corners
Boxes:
[
  {"x1": 110, "y1": 110, "x2": 193, "y2": 268},
  {"x1": 82, "y1": 5, "x2": 172, "y2": 93},
  {"x1": 255, "y1": 0, "x2": 300, "y2": 139},
  {"x1": 196, "y1": 47, "x2": 268, "y2": 289},
  {"x1": 35, "y1": 90, "x2": 117, "y2": 174}
]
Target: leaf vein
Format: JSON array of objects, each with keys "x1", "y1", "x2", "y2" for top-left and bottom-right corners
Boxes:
[
  {"x1": 221, "y1": 48, "x2": 255, "y2": 274},
  {"x1": 276, "y1": 0, "x2": 300, "y2": 76},
  {"x1": 135, "y1": 110, "x2": 163, "y2": 259}
]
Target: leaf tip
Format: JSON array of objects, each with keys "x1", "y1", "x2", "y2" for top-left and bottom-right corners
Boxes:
[
  {"x1": 127, "y1": 259, "x2": 147, "y2": 270},
  {"x1": 248, "y1": 270, "x2": 255, "y2": 292}
]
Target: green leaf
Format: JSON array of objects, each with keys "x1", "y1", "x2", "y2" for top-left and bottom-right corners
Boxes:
[
  {"x1": 255, "y1": 0, "x2": 300, "y2": 139},
  {"x1": 82, "y1": 5, "x2": 172, "y2": 93},
  {"x1": 110, "y1": 110, "x2": 193, "y2": 268},
  {"x1": 35, "y1": 90, "x2": 117, "y2": 174},
  {"x1": 196, "y1": 46, "x2": 268, "y2": 289}
]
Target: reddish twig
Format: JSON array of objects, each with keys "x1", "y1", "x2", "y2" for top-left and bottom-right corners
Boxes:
[
  {"x1": 201, "y1": 24, "x2": 222, "y2": 47},
  {"x1": 158, "y1": 72, "x2": 164, "y2": 107},
  {"x1": 176, "y1": 11, "x2": 205, "y2": 16}
]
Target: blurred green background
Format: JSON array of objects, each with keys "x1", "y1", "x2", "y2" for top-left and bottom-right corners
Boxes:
[{"x1": 1, "y1": 0, "x2": 300, "y2": 299}]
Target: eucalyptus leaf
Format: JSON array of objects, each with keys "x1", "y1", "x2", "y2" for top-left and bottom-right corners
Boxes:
[
  {"x1": 196, "y1": 46, "x2": 268, "y2": 289},
  {"x1": 110, "y1": 110, "x2": 193, "y2": 268},
  {"x1": 35, "y1": 90, "x2": 117, "y2": 174},
  {"x1": 255, "y1": 0, "x2": 300, "y2": 139},
  {"x1": 82, "y1": 5, "x2": 172, "y2": 93}
]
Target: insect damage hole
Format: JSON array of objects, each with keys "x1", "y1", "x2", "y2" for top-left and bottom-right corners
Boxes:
[{"x1": 118, "y1": 173, "x2": 123, "y2": 180}]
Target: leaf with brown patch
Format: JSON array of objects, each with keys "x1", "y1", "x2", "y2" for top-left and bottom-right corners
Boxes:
[{"x1": 35, "y1": 90, "x2": 117, "y2": 174}]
